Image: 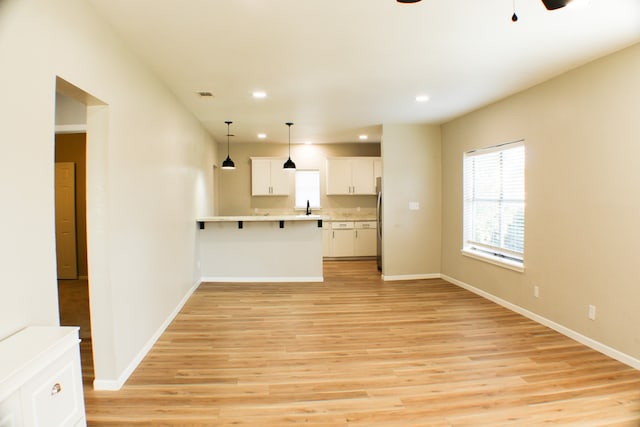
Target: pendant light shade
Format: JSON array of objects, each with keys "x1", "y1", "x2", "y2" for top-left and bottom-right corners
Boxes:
[
  {"x1": 222, "y1": 121, "x2": 235, "y2": 170},
  {"x1": 283, "y1": 122, "x2": 296, "y2": 170}
]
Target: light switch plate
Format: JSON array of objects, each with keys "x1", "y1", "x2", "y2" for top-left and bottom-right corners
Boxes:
[{"x1": 409, "y1": 202, "x2": 420, "y2": 210}]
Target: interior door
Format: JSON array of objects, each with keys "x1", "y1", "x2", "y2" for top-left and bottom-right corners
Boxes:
[{"x1": 55, "y1": 162, "x2": 78, "y2": 279}]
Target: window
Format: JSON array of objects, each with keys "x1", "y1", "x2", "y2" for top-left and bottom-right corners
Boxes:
[
  {"x1": 463, "y1": 141, "x2": 525, "y2": 271},
  {"x1": 295, "y1": 170, "x2": 320, "y2": 209}
]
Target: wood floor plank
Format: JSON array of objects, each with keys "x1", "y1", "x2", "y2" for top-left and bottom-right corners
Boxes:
[{"x1": 82, "y1": 260, "x2": 640, "y2": 426}]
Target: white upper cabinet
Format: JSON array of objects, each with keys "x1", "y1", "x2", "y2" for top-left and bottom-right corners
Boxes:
[
  {"x1": 251, "y1": 158, "x2": 289, "y2": 196},
  {"x1": 326, "y1": 157, "x2": 380, "y2": 195},
  {"x1": 326, "y1": 158, "x2": 352, "y2": 195},
  {"x1": 374, "y1": 158, "x2": 382, "y2": 181}
]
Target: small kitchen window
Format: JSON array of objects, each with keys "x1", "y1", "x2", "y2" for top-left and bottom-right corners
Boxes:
[
  {"x1": 295, "y1": 170, "x2": 321, "y2": 209},
  {"x1": 462, "y1": 140, "x2": 525, "y2": 272}
]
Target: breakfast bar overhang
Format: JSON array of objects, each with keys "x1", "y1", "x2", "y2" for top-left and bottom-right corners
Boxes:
[{"x1": 196, "y1": 215, "x2": 325, "y2": 282}]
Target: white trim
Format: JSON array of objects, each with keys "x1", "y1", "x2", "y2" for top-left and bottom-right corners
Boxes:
[
  {"x1": 201, "y1": 276, "x2": 323, "y2": 283},
  {"x1": 382, "y1": 273, "x2": 441, "y2": 281},
  {"x1": 461, "y1": 249, "x2": 525, "y2": 273},
  {"x1": 441, "y1": 274, "x2": 640, "y2": 371},
  {"x1": 92, "y1": 279, "x2": 202, "y2": 391},
  {"x1": 92, "y1": 378, "x2": 120, "y2": 391},
  {"x1": 55, "y1": 124, "x2": 87, "y2": 134},
  {"x1": 465, "y1": 139, "x2": 524, "y2": 156}
]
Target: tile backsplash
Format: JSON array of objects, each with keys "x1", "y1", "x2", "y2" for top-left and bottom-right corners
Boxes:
[{"x1": 252, "y1": 207, "x2": 376, "y2": 220}]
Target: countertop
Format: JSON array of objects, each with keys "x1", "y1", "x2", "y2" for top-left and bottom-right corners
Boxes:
[{"x1": 197, "y1": 215, "x2": 326, "y2": 223}]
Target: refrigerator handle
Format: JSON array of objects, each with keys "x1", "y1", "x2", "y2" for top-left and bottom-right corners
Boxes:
[{"x1": 377, "y1": 191, "x2": 383, "y2": 240}]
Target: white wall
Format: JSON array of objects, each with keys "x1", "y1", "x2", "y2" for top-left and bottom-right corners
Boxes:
[
  {"x1": 381, "y1": 124, "x2": 441, "y2": 279},
  {"x1": 441, "y1": 42, "x2": 640, "y2": 362},
  {"x1": 0, "y1": 0, "x2": 216, "y2": 388},
  {"x1": 56, "y1": 93, "x2": 86, "y2": 126}
]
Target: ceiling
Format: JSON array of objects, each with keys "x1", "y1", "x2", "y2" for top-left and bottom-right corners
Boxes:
[{"x1": 86, "y1": 0, "x2": 640, "y2": 145}]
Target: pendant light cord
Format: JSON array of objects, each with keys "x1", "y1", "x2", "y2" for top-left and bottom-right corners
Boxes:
[
  {"x1": 288, "y1": 123, "x2": 292, "y2": 157},
  {"x1": 225, "y1": 121, "x2": 232, "y2": 156}
]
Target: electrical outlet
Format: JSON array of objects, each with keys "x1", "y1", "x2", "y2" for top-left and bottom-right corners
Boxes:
[
  {"x1": 588, "y1": 305, "x2": 596, "y2": 320},
  {"x1": 533, "y1": 286, "x2": 540, "y2": 298}
]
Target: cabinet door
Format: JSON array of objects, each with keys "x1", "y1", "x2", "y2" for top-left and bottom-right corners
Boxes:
[
  {"x1": 351, "y1": 158, "x2": 375, "y2": 195},
  {"x1": 326, "y1": 159, "x2": 352, "y2": 195},
  {"x1": 269, "y1": 160, "x2": 290, "y2": 195},
  {"x1": 354, "y1": 227, "x2": 377, "y2": 257},
  {"x1": 374, "y1": 158, "x2": 382, "y2": 181},
  {"x1": 0, "y1": 392, "x2": 23, "y2": 427},
  {"x1": 251, "y1": 159, "x2": 272, "y2": 195},
  {"x1": 332, "y1": 229, "x2": 355, "y2": 257},
  {"x1": 20, "y1": 346, "x2": 84, "y2": 427}
]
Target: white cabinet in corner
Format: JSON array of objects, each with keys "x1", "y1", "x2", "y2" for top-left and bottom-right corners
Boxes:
[
  {"x1": 326, "y1": 157, "x2": 379, "y2": 195},
  {"x1": 330, "y1": 222, "x2": 355, "y2": 257},
  {"x1": 0, "y1": 327, "x2": 86, "y2": 427},
  {"x1": 0, "y1": 391, "x2": 21, "y2": 427},
  {"x1": 251, "y1": 158, "x2": 290, "y2": 196},
  {"x1": 354, "y1": 221, "x2": 377, "y2": 257},
  {"x1": 324, "y1": 221, "x2": 377, "y2": 258}
]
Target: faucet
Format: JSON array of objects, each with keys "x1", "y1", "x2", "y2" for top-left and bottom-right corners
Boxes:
[{"x1": 306, "y1": 200, "x2": 311, "y2": 215}]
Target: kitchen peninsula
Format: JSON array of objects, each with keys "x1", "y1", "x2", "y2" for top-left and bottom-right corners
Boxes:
[{"x1": 197, "y1": 215, "x2": 325, "y2": 282}]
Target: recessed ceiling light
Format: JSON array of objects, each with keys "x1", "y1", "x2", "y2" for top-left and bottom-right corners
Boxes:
[
  {"x1": 252, "y1": 91, "x2": 267, "y2": 99},
  {"x1": 257, "y1": 133, "x2": 267, "y2": 139},
  {"x1": 416, "y1": 95, "x2": 430, "y2": 102},
  {"x1": 359, "y1": 134, "x2": 368, "y2": 140}
]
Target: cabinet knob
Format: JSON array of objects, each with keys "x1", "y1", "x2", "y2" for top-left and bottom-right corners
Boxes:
[{"x1": 51, "y1": 382, "x2": 62, "y2": 396}]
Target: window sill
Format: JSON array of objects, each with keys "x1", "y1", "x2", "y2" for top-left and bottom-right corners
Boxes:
[{"x1": 461, "y1": 248, "x2": 525, "y2": 273}]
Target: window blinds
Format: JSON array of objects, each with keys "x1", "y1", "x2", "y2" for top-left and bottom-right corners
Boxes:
[{"x1": 463, "y1": 141, "x2": 525, "y2": 261}]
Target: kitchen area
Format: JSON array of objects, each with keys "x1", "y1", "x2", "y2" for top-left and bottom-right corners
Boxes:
[{"x1": 197, "y1": 140, "x2": 382, "y2": 282}]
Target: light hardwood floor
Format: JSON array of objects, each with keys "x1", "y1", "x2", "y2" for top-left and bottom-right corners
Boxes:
[{"x1": 82, "y1": 261, "x2": 640, "y2": 426}]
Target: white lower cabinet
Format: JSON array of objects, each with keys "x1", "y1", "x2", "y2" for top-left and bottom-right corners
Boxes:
[
  {"x1": 0, "y1": 392, "x2": 22, "y2": 427},
  {"x1": 332, "y1": 226, "x2": 355, "y2": 257},
  {"x1": 324, "y1": 221, "x2": 377, "y2": 258},
  {"x1": 354, "y1": 222, "x2": 377, "y2": 257},
  {"x1": 0, "y1": 327, "x2": 86, "y2": 427}
]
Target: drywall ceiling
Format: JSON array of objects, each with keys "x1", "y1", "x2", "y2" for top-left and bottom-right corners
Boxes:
[{"x1": 86, "y1": 0, "x2": 640, "y2": 144}]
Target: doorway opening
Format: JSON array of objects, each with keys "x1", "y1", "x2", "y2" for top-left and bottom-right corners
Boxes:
[
  {"x1": 55, "y1": 128, "x2": 93, "y2": 388},
  {"x1": 54, "y1": 78, "x2": 103, "y2": 389}
]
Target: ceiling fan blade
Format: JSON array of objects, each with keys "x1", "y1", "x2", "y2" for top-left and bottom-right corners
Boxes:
[{"x1": 541, "y1": 0, "x2": 570, "y2": 10}]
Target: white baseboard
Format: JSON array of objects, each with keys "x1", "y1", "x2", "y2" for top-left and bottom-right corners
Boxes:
[
  {"x1": 201, "y1": 276, "x2": 324, "y2": 283},
  {"x1": 382, "y1": 273, "x2": 441, "y2": 281},
  {"x1": 92, "y1": 378, "x2": 120, "y2": 391},
  {"x1": 441, "y1": 274, "x2": 640, "y2": 371},
  {"x1": 92, "y1": 279, "x2": 202, "y2": 391}
]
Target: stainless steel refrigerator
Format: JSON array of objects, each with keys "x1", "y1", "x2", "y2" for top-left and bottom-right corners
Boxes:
[{"x1": 376, "y1": 177, "x2": 383, "y2": 272}]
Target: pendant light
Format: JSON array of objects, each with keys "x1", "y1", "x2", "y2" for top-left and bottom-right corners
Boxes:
[
  {"x1": 283, "y1": 122, "x2": 296, "y2": 169},
  {"x1": 221, "y1": 121, "x2": 235, "y2": 170}
]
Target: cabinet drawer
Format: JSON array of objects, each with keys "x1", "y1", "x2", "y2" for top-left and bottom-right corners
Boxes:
[
  {"x1": 331, "y1": 221, "x2": 354, "y2": 229},
  {"x1": 21, "y1": 347, "x2": 84, "y2": 427},
  {"x1": 355, "y1": 221, "x2": 376, "y2": 229}
]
